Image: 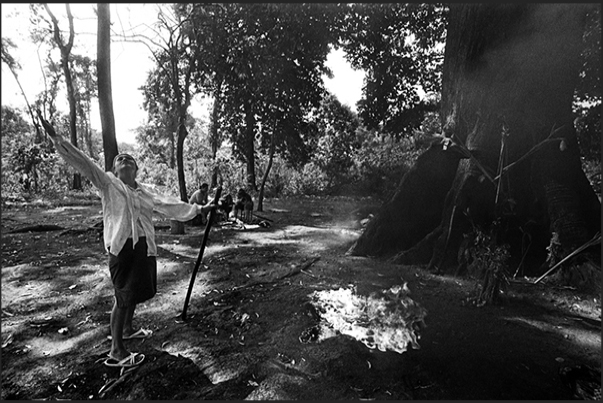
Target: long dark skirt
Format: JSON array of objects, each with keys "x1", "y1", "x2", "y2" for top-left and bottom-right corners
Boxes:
[{"x1": 108, "y1": 237, "x2": 157, "y2": 307}]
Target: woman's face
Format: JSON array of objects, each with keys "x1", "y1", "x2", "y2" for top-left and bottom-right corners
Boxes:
[{"x1": 113, "y1": 154, "x2": 138, "y2": 180}]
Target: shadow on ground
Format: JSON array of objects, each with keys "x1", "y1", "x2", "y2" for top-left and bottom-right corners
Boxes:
[{"x1": 1, "y1": 196, "x2": 600, "y2": 400}]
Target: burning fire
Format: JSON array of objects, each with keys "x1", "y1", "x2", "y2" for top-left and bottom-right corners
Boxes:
[{"x1": 308, "y1": 283, "x2": 427, "y2": 354}]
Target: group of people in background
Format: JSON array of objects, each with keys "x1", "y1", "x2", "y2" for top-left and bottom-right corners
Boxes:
[{"x1": 188, "y1": 182, "x2": 254, "y2": 225}]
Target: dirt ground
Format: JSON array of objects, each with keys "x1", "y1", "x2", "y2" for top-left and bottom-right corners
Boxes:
[{"x1": 1, "y1": 195, "x2": 601, "y2": 400}]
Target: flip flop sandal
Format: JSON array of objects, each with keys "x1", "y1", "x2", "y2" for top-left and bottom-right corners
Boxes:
[
  {"x1": 107, "y1": 328, "x2": 153, "y2": 341},
  {"x1": 104, "y1": 352, "x2": 145, "y2": 368}
]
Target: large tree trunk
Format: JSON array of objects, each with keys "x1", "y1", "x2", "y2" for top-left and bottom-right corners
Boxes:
[
  {"x1": 86, "y1": 3, "x2": 117, "y2": 232},
  {"x1": 348, "y1": 145, "x2": 460, "y2": 258},
  {"x1": 97, "y1": 3, "x2": 119, "y2": 171},
  {"x1": 350, "y1": 4, "x2": 600, "y2": 277}
]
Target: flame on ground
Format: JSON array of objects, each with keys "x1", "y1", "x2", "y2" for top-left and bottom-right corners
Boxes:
[{"x1": 308, "y1": 284, "x2": 427, "y2": 354}]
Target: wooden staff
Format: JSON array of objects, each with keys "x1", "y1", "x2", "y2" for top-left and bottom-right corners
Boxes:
[{"x1": 178, "y1": 186, "x2": 222, "y2": 321}]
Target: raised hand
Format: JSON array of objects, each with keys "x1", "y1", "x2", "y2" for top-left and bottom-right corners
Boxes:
[{"x1": 36, "y1": 110, "x2": 58, "y2": 139}]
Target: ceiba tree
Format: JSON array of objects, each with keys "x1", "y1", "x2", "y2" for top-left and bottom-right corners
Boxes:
[{"x1": 349, "y1": 3, "x2": 601, "y2": 276}]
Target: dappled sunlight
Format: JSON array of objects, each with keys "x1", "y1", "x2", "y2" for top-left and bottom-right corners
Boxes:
[
  {"x1": 27, "y1": 330, "x2": 104, "y2": 359},
  {"x1": 1, "y1": 272, "x2": 54, "y2": 307},
  {"x1": 2, "y1": 261, "x2": 112, "y2": 322},
  {"x1": 234, "y1": 234, "x2": 300, "y2": 247},
  {"x1": 155, "y1": 220, "x2": 362, "y2": 260},
  {"x1": 156, "y1": 241, "x2": 201, "y2": 260},
  {"x1": 157, "y1": 260, "x2": 194, "y2": 282},
  {"x1": 309, "y1": 284, "x2": 427, "y2": 354},
  {"x1": 252, "y1": 224, "x2": 361, "y2": 253},
  {"x1": 3, "y1": 195, "x2": 600, "y2": 400},
  {"x1": 162, "y1": 341, "x2": 248, "y2": 384},
  {"x1": 504, "y1": 316, "x2": 601, "y2": 351},
  {"x1": 43, "y1": 205, "x2": 101, "y2": 216}
]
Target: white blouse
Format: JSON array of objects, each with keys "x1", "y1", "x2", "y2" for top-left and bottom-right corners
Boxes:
[{"x1": 51, "y1": 136, "x2": 201, "y2": 256}]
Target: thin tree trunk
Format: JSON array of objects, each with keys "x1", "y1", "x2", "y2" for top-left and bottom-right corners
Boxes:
[
  {"x1": 209, "y1": 90, "x2": 221, "y2": 188},
  {"x1": 85, "y1": 104, "x2": 96, "y2": 159},
  {"x1": 257, "y1": 131, "x2": 275, "y2": 212},
  {"x1": 176, "y1": 115, "x2": 188, "y2": 202},
  {"x1": 169, "y1": 125, "x2": 176, "y2": 169},
  {"x1": 44, "y1": 3, "x2": 81, "y2": 190},
  {"x1": 64, "y1": 56, "x2": 80, "y2": 190},
  {"x1": 244, "y1": 100, "x2": 257, "y2": 191},
  {"x1": 170, "y1": 117, "x2": 188, "y2": 236}
]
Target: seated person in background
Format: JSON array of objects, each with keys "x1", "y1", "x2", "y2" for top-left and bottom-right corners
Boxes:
[
  {"x1": 217, "y1": 193, "x2": 234, "y2": 221},
  {"x1": 234, "y1": 188, "x2": 254, "y2": 222},
  {"x1": 189, "y1": 183, "x2": 209, "y2": 225}
]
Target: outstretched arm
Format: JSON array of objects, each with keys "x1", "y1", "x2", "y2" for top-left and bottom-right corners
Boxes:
[
  {"x1": 139, "y1": 183, "x2": 214, "y2": 221},
  {"x1": 145, "y1": 185, "x2": 216, "y2": 222},
  {"x1": 38, "y1": 111, "x2": 109, "y2": 189}
]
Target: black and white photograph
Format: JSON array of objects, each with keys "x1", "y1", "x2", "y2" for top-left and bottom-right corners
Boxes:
[{"x1": 1, "y1": 3, "x2": 600, "y2": 400}]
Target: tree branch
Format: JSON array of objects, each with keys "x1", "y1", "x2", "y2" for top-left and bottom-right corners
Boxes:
[
  {"x1": 494, "y1": 124, "x2": 565, "y2": 181},
  {"x1": 533, "y1": 231, "x2": 601, "y2": 284}
]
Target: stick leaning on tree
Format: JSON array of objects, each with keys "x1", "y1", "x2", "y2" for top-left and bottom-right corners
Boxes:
[{"x1": 178, "y1": 186, "x2": 222, "y2": 321}]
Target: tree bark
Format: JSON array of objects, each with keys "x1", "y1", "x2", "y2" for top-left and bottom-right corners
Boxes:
[
  {"x1": 257, "y1": 131, "x2": 276, "y2": 212},
  {"x1": 244, "y1": 100, "x2": 257, "y2": 191},
  {"x1": 350, "y1": 4, "x2": 600, "y2": 277},
  {"x1": 176, "y1": 115, "x2": 188, "y2": 203},
  {"x1": 97, "y1": 3, "x2": 119, "y2": 171},
  {"x1": 348, "y1": 145, "x2": 460, "y2": 258},
  {"x1": 169, "y1": 109, "x2": 189, "y2": 236},
  {"x1": 209, "y1": 88, "x2": 222, "y2": 188}
]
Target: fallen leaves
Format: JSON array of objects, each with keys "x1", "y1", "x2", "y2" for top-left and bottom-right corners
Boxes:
[{"x1": 2, "y1": 333, "x2": 14, "y2": 348}]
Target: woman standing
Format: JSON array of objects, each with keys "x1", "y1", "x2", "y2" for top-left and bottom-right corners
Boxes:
[{"x1": 40, "y1": 115, "x2": 214, "y2": 368}]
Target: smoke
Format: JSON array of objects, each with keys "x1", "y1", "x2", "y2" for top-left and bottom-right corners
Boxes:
[{"x1": 308, "y1": 283, "x2": 427, "y2": 354}]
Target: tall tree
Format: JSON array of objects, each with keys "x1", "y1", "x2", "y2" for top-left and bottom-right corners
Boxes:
[
  {"x1": 42, "y1": 3, "x2": 81, "y2": 190},
  {"x1": 187, "y1": 4, "x2": 229, "y2": 188},
  {"x1": 70, "y1": 54, "x2": 98, "y2": 159},
  {"x1": 140, "y1": 67, "x2": 178, "y2": 168},
  {"x1": 157, "y1": 4, "x2": 199, "y2": 207},
  {"x1": 194, "y1": 3, "x2": 341, "y2": 192},
  {"x1": 307, "y1": 93, "x2": 362, "y2": 190},
  {"x1": 349, "y1": 4, "x2": 600, "y2": 279},
  {"x1": 96, "y1": 3, "x2": 119, "y2": 171},
  {"x1": 33, "y1": 49, "x2": 62, "y2": 122},
  {"x1": 138, "y1": 4, "x2": 209, "y2": 234}
]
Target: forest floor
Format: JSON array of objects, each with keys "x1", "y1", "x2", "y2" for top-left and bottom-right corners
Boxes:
[{"x1": 1, "y1": 195, "x2": 601, "y2": 400}]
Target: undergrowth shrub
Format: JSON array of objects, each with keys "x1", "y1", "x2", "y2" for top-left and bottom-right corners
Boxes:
[
  {"x1": 346, "y1": 112, "x2": 440, "y2": 199},
  {"x1": 465, "y1": 229, "x2": 511, "y2": 306},
  {"x1": 286, "y1": 162, "x2": 330, "y2": 196}
]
